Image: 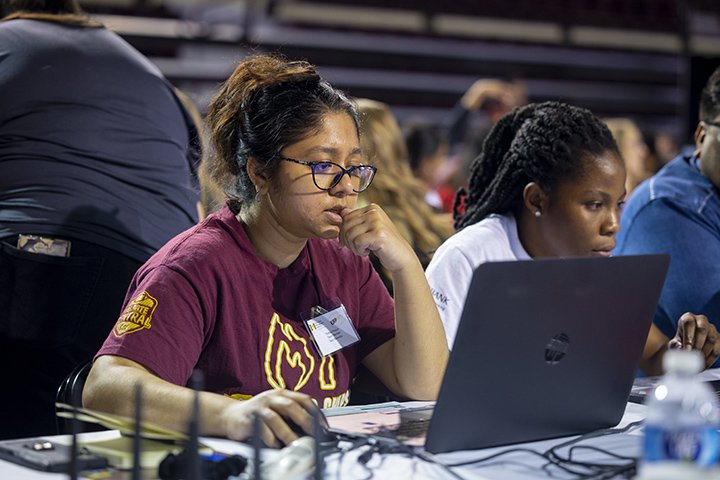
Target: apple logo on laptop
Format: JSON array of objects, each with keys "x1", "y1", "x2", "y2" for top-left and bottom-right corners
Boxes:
[{"x1": 544, "y1": 333, "x2": 570, "y2": 365}]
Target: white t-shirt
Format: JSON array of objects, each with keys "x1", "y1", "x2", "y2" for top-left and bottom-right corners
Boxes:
[{"x1": 425, "y1": 213, "x2": 531, "y2": 348}]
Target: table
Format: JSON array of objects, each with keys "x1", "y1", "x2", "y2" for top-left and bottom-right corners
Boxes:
[
  {"x1": 0, "y1": 401, "x2": 647, "y2": 480},
  {"x1": 9, "y1": 368, "x2": 720, "y2": 479}
]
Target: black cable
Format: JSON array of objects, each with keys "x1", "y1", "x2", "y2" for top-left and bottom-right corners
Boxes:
[
  {"x1": 340, "y1": 434, "x2": 467, "y2": 480},
  {"x1": 410, "y1": 449, "x2": 467, "y2": 480},
  {"x1": 544, "y1": 421, "x2": 642, "y2": 479},
  {"x1": 567, "y1": 445, "x2": 636, "y2": 463},
  {"x1": 545, "y1": 422, "x2": 641, "y2": 479},
  {"x1": 547, "y1": 420, "x2": 643, "y2": 454},
  {"x1": 441, "y1": 421, "x2": 643, "y2": 479},
  {"x1": 559, "y1": 445, "x2": 636, "y2": 477},
  {"x1": 333, "y1": 437, "x2": 370, "y2": 480},
  {"x1": 353, "y1": 441, "x2": 377, "y2": 480},
  {"x1": 332, "y1": 422, "x2": 641, "y2": 480},
  {"x1": 445, "y1": 446, "x2": 557, "y2": 468}
]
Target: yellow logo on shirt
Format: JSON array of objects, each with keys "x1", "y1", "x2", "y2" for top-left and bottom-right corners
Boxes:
[
  {"x1": 263, "y1": 314, "x2": 341, "y2": 393},
  {"x1": 264, "y1": 314, "x2": 316, "y2": 391},
  {"x1": 113, "y1": 291, "x2": 158, "y2": 337},
  {"x1": 319, "y1": 356, "x2": 336, "y2": 391}
]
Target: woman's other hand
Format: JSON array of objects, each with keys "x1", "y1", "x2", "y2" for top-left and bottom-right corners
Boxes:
[{"x1": 669, "y1": 312, "x2": 720, "y2": 368}]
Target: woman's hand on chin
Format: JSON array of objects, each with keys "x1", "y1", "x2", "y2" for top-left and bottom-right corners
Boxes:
[{"x1": 339, "y1": 204, "x2": 418, "y2": 273}]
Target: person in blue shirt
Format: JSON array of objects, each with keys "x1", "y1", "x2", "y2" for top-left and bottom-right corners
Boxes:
[{"x1": 615, "y1": 66, "x2": 720, "y2": 355}]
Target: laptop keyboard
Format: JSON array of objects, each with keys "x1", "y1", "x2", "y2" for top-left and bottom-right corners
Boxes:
[{"x1": 373, "y1": 417, "x2": 432, "y2": 441}]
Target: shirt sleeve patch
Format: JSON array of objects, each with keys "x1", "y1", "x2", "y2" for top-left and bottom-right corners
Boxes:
[{"x1": 113, "y1": 290, "x2": 158, "y2": 337}]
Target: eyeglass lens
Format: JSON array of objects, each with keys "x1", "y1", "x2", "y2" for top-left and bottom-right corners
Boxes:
[{"x1": 312, "y1": 163, "x2": 374, "y2": 191}]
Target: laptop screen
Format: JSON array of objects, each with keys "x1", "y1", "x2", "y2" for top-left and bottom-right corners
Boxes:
[{"x1": 426, "y1": 255, "x2": 669, "y2": 453}]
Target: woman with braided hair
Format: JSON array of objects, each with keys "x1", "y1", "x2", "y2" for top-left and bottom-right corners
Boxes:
[{"x1": 426, "y1": 101, "x2": 720, "y2": 375}]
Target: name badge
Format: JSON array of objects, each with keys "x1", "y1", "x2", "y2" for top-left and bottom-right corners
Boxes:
[{"x1": 304, "y1": 305, "x2": 360, "y2": 357}]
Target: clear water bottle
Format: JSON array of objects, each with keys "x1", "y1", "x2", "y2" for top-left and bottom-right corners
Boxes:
[{"x1": 638, "y1": 349, "x2": 720, "y2": 479}]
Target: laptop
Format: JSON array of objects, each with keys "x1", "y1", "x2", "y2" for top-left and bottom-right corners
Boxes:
[{"x1": 327, "y1": 254, "x2": 670, "y2": 453}]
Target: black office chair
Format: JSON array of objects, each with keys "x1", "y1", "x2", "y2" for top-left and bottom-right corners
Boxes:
[{"x1": 55, "y1": 361, "x2": 97, "y2": 434}]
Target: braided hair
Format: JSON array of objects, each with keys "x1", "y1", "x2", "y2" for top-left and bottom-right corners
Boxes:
[{"x1": 453, "y1": 101, "x2": 620, "y2": 229}]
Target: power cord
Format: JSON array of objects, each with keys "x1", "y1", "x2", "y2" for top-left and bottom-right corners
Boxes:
[
  {"x1": 329, "y1": 420, "x2": 642, "y2": 479},
  {"x1": 443, "y1": 420, "x2": 643, "y2": 479},
  {"x1": 332, "y1": 434, "x2": 467, "y2": 480}
]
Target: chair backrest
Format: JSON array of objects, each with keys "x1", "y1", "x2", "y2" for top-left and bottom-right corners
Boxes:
[{"x1": 55, "y1": 361, "x2": 93, "y2": 434}]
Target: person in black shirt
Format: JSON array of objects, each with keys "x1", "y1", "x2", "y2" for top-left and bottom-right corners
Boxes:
[{"x1": 0, "y1": 0, "x2": 200, "y2": 438}]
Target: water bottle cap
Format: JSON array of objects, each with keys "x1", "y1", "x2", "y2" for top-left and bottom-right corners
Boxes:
[{"x1": 663, "y1": 349, "x2": 704, "y2": 374}]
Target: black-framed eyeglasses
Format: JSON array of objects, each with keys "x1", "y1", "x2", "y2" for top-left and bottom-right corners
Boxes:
[
  {"x1": 281, "y1": 157, "x2": 377, "y2": 192},
  {"x1": 704, "y1": 119, "x2": 720, "y2": 129}
]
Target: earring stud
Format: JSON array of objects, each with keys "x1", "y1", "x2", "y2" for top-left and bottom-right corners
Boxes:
[{"x1": 534, "y1": 211, "x2": 541, "y2": 218}]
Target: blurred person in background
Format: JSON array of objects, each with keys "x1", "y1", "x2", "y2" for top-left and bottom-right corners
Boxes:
[
  {"x1": 400, "y1": 79, "x2": 528, "y2": 214},
  {"x1": 649, "y1": 130, "x2": 681, "y2": 167},
  {"x1": 615, "y1": 66, "x2": 720, "y2": 346},
  {"x1": 448, "y1": 79, "x2": 527, "y2": 193},
  {"x1": 0, "y1": 0, "x2": 200, "y2": 438},
  {"x1": 176, "y1": 89, "x2": 225, "y2": 218},
  {"x1": 403, "y1": 121, "x2": 451, "y2": 212},
  {"x1": 604, "y1": 118, "x2": 655, "y2": 196},
  {"x1": 356, "y1": 98, "x2": 454, "y2": 294}
]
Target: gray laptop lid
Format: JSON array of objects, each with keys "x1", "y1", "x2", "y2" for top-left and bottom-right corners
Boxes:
[{"x1": 425, "y1": 254, "x2": 670, "y2": 454}]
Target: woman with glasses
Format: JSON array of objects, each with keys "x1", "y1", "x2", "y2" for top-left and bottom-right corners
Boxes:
[{"x1": 84, "y1": 55, "x2": 448, "y2": 447}]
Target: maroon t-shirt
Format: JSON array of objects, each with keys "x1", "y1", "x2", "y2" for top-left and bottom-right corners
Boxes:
[{"x1": 96, "y1": 206, "x2": 396, "y2": 408}]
